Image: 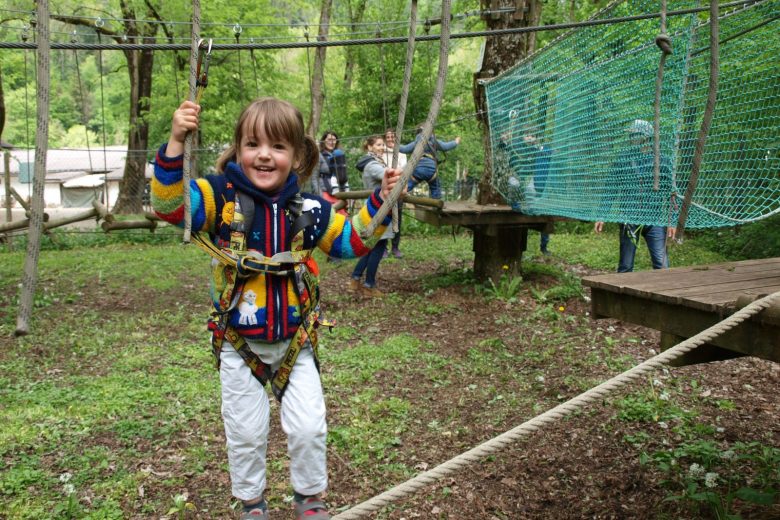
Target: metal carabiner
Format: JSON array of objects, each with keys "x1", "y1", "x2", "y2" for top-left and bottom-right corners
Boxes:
[{"x1": 196, "y1": 38, "x2": 213, "y2": 89}]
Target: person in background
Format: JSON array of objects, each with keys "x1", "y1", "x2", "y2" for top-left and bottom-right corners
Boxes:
[
  {"x1": 350, "y1": 135, "x2": 394, "y2": 297},
  {"x1": 319, "y1": 131, "x2": 349, "y2": 194},
  {"x1": 522, "y1": 134, "x2": 552, "y2": 255},
  {"x1": 398, "y1": 127, "x2": 460, "y2": 200},
  {"x1": 383, "y1": 128, "x2": 407, "y2": 258},
  {"x1": 594, "y1": 119, "x2": 677, "y2": 272}
]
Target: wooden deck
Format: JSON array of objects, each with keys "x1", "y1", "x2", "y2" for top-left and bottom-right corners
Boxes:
[{"x1": 582, "y1": 257, "x2": 780, "y2": 365}]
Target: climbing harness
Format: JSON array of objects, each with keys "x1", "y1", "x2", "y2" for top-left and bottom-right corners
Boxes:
[{"x1": 193, "y1": 191, "x2": 330, "y2": 402}]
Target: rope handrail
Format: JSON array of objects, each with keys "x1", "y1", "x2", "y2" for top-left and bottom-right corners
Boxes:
[
  {"x1": 333, "y1": 290, "x2": 780, "y2": 518},
  {"x1": 0, "y1": 1, "x2": 759, "y2": 51},
  {"x1": 181, "y1": 0, "x2": 201, "y2": 244}
]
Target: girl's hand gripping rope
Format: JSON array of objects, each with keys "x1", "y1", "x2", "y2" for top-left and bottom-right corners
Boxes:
[
  {"x1": 167, "y1": 100, "x2": 201, "y2": 157},
  {"x1": 380, "y1": 167, "x2": 404, "y2": 200}
]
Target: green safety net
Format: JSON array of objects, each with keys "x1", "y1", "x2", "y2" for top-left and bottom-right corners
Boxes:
[{"x1": 485, "y1": 0, "x2": 780, "y2": 228}]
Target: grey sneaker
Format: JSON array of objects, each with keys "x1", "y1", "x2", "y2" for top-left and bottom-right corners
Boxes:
[
  {"x1": 240, "y1": 506, "x2": 269, "y2": 520},
  {"x1": 294, "y1": 496, "x2": 329, "y2": 519}
]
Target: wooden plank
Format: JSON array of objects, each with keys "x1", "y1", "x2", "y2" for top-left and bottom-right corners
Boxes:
[
  {"x1": 582, "y1": 260, "x2": 780, "y2": 302},
  {"x1": 589, "y1": 289, "x2": 780, "y2": 362}
]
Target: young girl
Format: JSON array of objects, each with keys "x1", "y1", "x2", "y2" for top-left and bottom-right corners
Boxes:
[
  {"x1": 152, "y1": 97, "x2": 401, "y2": 520},
  {"x1": 350, "y1": 136, "x2": 393, "y2": 297}
]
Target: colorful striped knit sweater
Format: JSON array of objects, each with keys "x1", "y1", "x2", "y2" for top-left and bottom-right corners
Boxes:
[{"x1": 152, "y1": 143, "x2": 390, "y2": 342}]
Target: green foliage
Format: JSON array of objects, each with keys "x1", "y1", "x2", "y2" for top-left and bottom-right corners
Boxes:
[{"x1": 483, "y1": 266, "x2": 523, "y2": 301}]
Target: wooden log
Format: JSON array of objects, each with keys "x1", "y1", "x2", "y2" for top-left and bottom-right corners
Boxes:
[
  {"x1": 92, "y1": 200, "x2": 115, "y2": 223},
  {"x1": 10, "y1": 187, "x2": 30, "y2": 211},
  {"x1": 102, "y1": 218, "x2": 158, "y2": 233},
  {"x1": 331, "y1": 190, "x2": 444, "y2": 209},
  {"x1": 0, "y1": 218, "x2": 31, "y2": 233},
  {"x1": 44, "y1": 208, "x2": 99, "y2": 230}
]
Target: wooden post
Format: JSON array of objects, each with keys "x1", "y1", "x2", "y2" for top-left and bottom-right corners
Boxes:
[
  {"x1": 472, "y1": 225, "x2": 527, "y2": 282},
  {"x1": 16, "y1": 0, "x2": 51, "y2": 336}
]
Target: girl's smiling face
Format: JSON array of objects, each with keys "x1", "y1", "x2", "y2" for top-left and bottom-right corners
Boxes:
[{"x1": 239, "y1": 119, "x2": 296, "y2": 193}]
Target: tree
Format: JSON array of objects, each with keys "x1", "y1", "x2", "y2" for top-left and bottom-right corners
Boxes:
[
  {"x1": 473, "y1": 0, "x2": 542, "y2": 206},
  {"x1": 53, "y1": 1, "x2": 164, "y2": 214},
  {"x1": 306, "y1": 0, "x2": 333, "y2": 138}
]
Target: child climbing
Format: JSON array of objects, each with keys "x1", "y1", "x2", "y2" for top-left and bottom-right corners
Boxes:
[{"x1": 152, "y1": 97, "x2": 402, "y2": 520}]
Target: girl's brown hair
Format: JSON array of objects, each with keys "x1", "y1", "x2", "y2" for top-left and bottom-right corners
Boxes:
[
  {"x1": 362, "y1": 135, "x2": 384, "y2": 152},
  {"x1": 216, "y1": 97, "x2": 319, "y2": 185}
]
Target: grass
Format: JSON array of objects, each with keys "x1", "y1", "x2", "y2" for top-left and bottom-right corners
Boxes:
[{"x1": 0, "y1": 222, "x2": 775, "y2": 518}]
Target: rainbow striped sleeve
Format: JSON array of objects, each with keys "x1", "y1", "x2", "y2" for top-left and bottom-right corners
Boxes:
[
  {"x1": 318, "y1": 189, "x2": 390, "y2": 259},
  {"x1": 151, "y1": 144, "x2": 215, "y2": 232}
]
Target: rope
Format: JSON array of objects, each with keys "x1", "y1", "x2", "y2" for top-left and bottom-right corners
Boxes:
[
  {"x1": 392, "y1": 0, "x2": 418, "y2": 171},
  {"x1": 333, "y1": 290, "x2": 780, "y2": 518},
  {"x1": 388, "y1": 0, "x2": 419, "y2": 235},
  {"x1": 652, "y1": 0, "x2": 672, "y2": 191},
  {"x1": 675, "y1": 0, "x2": 720, "y2": 240},
  {"x1": 182, "y1": 0, "x2": 201, "y2": 243},
  {"x1": 0, "y1": 1, "x2": 757, "y2": 52},
  {"x1": 376, "y1": 24, "x2": 389, "y2": 132},
  {"x1": 21, "y1": 26, "x2": 32, "y2": 197},
  {"x1": 16, "y1": 0, "x2": 51, "y2": 337},
  {"x1": 248, "y1": 39, "x2": 260, "y2": 98},
  {"x1": 70, "y1": 34, "x2": 93, "y2": 173},
  {"x1": 362, "y1": 0, "x2": 452, "y2": 238}
]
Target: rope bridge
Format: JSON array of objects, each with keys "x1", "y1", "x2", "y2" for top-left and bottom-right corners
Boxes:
[{"x1": 485, "y1": 0, "x2": 780, "y2": 229}]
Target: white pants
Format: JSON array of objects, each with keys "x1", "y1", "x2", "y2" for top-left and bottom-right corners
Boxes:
[{"x1": 219, "y1": 338, "x2": 328, "y2": 501}]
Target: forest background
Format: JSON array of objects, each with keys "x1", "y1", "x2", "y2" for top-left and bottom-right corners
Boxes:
[{"x1": 0, "y1": 0, "x2": 608, "y2": 191}]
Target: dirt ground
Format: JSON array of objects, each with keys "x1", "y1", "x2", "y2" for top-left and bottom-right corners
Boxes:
[
  {"x1": 301, "y1": 256, "x2": 779, "y2": 519},
  {"x1": 11, "y1": 248, "x2": 776, "y2": 519}
]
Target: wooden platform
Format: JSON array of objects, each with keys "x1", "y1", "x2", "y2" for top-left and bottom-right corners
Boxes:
[
  {"x1": 412, "y1": 200, "x2": 555, "y2": 230},
  {"x1": 582, "y1": 258, "x2": 780, "y2": 365}
]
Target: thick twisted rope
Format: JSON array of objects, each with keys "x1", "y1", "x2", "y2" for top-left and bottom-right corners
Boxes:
[
  {"x1": 362, "y1": 0, "x2": 451, "y2": 238},
  {"x1": 388, "y1": 0, "x2": 418, "y2": 234},
  {"x1": 182, "y1": 0, "x2": 201, "y2": 243},
  {"x1": 334, "y1": 291, "x2": 780, "y2": 518},
  {"x1": 15, "y1": 1, "x2": 50, "y2": 337},
  {"x1": 675, "y1": 0, "x2": 720, "y2": 240}
]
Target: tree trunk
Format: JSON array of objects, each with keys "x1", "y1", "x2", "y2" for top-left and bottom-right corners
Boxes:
[
  {"x1": 471, "y1": 0, "x2": 542, "y2": 281},
  {"x1": 343, "y1": 0, "x2": 368, "y2": 91},
  {"x1": 114, "y1": 44, "x2": 154, "y2": 214},
  {"x1": 53, "y1": 3, "x2": 161, "y2": 214},
  {"x1": 307, "y1": 0, "x2": 333, "y2": 138},
  {"x1": 473, "y1": 226, "x2": 528, "y2": 281},
  {"x1": 473, "y1": 0, "x2": 542, "y2": 205},
  {"x1": 0, "y1": 65, "x2": 5, "y2": 141}
]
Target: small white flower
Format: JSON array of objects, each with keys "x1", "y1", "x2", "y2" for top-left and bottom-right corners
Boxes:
[
  {"x1": 658, "y1": 421, "x2": 669, "y2": 429},
  {"x1": 721, "y1": 450, "x2": 735, "y2": 461},
  {"x1": 659, "y1": 391, "x2": 670, "y2": 401},
  {"x1": 535, "y1": 375, "x2": 545, "y2": 383},
  {"x1": 607, "y1": 326, "x2": 616, "y2": 333},
  {"x1": 688, "y1": 463, "x2": 705, "y2": 477},
  {"x1": 704, "y1": 472, "x2": 719, "y2": 488},
  {"x1": 63, "y1": 483, "x2": 75, "y2": 495},
  {"x1": 716, "y1": 427, "x2": 725, "y2": 433},
  {"x1": 59, "y1": 472, "x2": 72, "y2": 483},
  {"x1": 653, "y1": 379, "x2": 663, "y2": 387}
]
